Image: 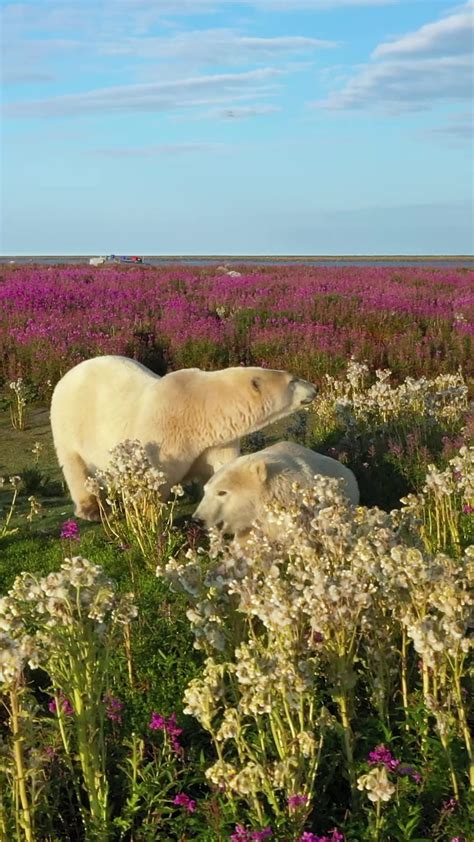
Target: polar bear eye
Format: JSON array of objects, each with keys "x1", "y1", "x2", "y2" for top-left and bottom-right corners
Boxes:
[{"x1": 217, "y1": 490, "x2": 228, "y2": 497}]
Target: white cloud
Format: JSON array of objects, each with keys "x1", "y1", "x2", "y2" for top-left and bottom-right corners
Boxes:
[
  {"x1": 1, "y1": 0, "x2": 396, "y2": 36},
  {"x1": 4, "y1": 68, "x2": 284, "y2": 117},
  {"x1": 316, "y1": 2, "x2": 473, "y2": 112},
  {"x1": 100, "y1": 29, "x2": 335, "y2": 64},
  {"x1": 373, "y1": 3, "x2": 473, "y2": 58},
  {"x1": 320, "y1": 55, "x2": 472, "y2": 111},
  {"x1": 1, "y1": 2, "x2": 337, "y2": 103}
]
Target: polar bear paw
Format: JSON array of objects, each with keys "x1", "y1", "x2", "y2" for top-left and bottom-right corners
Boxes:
[{"x1": 74, "y1": 499, "x2": 101, "y2": 522}]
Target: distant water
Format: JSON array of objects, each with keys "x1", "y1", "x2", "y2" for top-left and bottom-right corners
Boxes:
[{"x1": 1, "y1": 256, "x2": 473, "y2": 269}]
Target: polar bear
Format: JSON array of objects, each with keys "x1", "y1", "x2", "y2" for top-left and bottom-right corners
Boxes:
[
  {"x1": 193, "y1": 441, "x2": 359, "y2": 539},
  {"x1": 50, "y1": 356, "x2": 316, "y2": 520}
]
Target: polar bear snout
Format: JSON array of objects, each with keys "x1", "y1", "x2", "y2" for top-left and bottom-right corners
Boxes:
[
  {"x1": 293, "y1": 379, "x2": 317, "y2": 406},
  {"x1": 193, "y1": 499, "x2": 220, "y2": 530},
  {"x1": 194, "y1": 478, "x2": 258, "y2": 534}
]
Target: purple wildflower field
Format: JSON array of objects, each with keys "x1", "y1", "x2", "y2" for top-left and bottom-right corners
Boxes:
[{"x1": 1, "y1": 264, "x2": 472, "y2": 392}]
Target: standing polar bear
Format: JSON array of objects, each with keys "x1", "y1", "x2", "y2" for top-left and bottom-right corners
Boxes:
[
  {"x1": 50, "y1": 355, "x2": 317, "y2": 520},
  {"x1": 194, "y1": 441, "x2": 359, "y2": 539}
]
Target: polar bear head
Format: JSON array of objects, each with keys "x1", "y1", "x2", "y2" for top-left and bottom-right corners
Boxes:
[
  {"x1": 193, "y1": 439, "x2": 360, "y2": 537},
  {"x1": 201, "y1": 367, "x2": 317, "y2": 438},
  {"x1": 193, "y1": 454, "x2": 269, "y2": 536}
]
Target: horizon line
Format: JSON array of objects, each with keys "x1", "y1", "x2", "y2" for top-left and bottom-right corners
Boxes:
[{"x1": 2, "y1": 254, "x2": 474, "y2": 260}]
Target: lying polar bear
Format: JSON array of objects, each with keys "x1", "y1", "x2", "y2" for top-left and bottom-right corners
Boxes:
[
  {"x1": 193, "y1": 441, "x2": 359, "y2": 538},
  {"x1": 50, "y1": 355, "x2": 316, "y2": 520}
]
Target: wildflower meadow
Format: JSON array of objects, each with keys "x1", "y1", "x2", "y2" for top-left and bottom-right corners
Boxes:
[{"x1": 0, "y1": 262, "x2": 472, "y2": 842}]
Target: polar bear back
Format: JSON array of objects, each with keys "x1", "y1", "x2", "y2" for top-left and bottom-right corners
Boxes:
[
  {"x1": 259, "y1": 441, "x2": 359, "y2": 504},
  {"x1": 50, "y1": 356, "x2": 166, "y2": 471}
]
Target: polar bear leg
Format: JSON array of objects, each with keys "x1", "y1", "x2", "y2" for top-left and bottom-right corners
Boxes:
[
  {"x1": 60, "y1": 451, "x2": 100, "y2": 521},
  {"x1": 185, "y1": 441, "x2": 241, "y2": 484}
]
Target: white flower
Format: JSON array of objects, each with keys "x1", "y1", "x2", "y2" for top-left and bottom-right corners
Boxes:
[
  {"x1": 205, "y1": 760, "x2": 237, "y2": 788},
  {"x1": 230, "y1": 762, "x2": 265, "y2": 796},
  {"x1": 170, "y1": 484, "x2": 184, "y2": 497},
  {"x1": 0, "y1": 633, "x2": 39, "y2": 688},
  {"x1": 215, "y1": 707, "x2": 241, "y2": 742},
  {"x1": 357, "y1": 766, "x2": 395, "y2": 802}
]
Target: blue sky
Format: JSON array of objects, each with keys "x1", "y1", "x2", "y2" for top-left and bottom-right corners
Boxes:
[{"x1": 1, "y1": 0, "x2": 473, "y2": 254}]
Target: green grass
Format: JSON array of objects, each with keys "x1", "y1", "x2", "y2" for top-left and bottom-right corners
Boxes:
[
  {"x1": 0, "y1": 403, "x2": 70, "y2": 535},
  {"x1": 0, "y1": 404, "x2": 61, "y2": 481}
]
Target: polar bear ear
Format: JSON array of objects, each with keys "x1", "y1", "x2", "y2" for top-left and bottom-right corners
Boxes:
[
  {"x1": 251, "y1": 460, "x2": 268, "y2": 482},
  {"x1": 251, "y1": 376, "x2": 262, "y2": 393}
]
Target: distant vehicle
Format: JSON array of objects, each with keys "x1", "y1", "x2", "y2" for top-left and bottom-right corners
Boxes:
[{"x1": 89, "y1": 254, "x2": 143, "y2": 266}]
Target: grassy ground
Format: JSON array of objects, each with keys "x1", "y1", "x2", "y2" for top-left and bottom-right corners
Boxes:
[
  {"x1": 0, "y1": 405, "x2": 60, "y2": 479},
  {"x1": 0, "y1": 403, "x2": 141, "y2": 594},
  {"x1": 0, "y1": 405, "x2": 114, "y2": 608},
  {"x1": 0, "y1": 404, "x2": 69, "y2": 533}
]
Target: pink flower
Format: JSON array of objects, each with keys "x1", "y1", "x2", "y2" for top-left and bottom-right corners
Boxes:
[
  {"x1": 49, "y1": 693, "x2": 73, "y2": 715},
  {"x1": 288, "y1": 793, "x2": 309, "y2": 811},
  {"x1": 251, "y1": 830, "x2": 272, "y2": 842},
  {"x1": 173, "y1": 793, "x2": 196, "y2": 813},
  {"x1": 230, "y1": 826, "x2": 272, "y2": 842},
  {"x1": 397, "y1": 765, "x2": 421, "y2": 783},
  {"x1": 60, "y1": 519, "x2": 80, "y2": 540},
  {"x1": 442, "y1": 797, "x2": 458, "y2": 813},
  {"x1": 62, "y1": 697, "x2": 74, "y2": 715},
  {"x1": 368, "y1": 744, "x2": 400, "y2": 772},
  {"x1": 149, "y1": 712, "x2": 165, "y2": 730},
  {"x1": 103, "y1": 693, "x2": 123, "y2": 723},
  {"x1": 230, "y1": 827, "x2": 250, "y2": 842},
  {"x1": 148, "y1": 711, "x2": 183, "y2": 754}
]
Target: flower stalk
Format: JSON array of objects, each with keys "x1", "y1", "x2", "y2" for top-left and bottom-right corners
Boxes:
[{"x1": 9, "y1": 687, "x2": 33, "y2": 842}]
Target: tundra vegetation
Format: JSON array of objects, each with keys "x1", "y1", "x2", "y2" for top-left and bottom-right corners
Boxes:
[{"x1": 0, "y1": 263, "x2": 472, "y2": 841}]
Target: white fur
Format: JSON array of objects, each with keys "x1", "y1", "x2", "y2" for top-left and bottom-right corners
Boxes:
[
  {"x1": 50, "y1": 355, "x2": 316, "y2": 520},
  {"x1": 194, "y1": 441, "x2": 359, "y2": 538}
]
